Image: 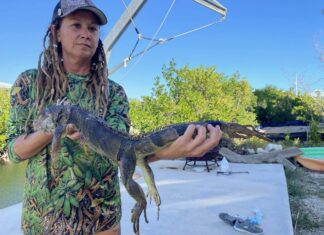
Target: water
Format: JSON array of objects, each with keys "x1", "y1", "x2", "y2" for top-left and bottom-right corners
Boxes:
[
  {"x1": 0, "y1": 162, "x2": 27, "y2": 209},
  {"x1": 300, "y1": 147, "x2": 324, "y2": 159}
]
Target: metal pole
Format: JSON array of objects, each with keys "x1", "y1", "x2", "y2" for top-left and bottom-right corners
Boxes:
[
  {"x1": 193, "y1": 0, "x2": 227, "y2": 17},
  {"x1": 295, "y1": 74, "x2": 298, "y2": 96},
  {"x1": 103, "y1": 0, "x2": 147, "y2": 61}
]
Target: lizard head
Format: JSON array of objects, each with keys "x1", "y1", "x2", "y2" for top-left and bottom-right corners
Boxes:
[
  {"x1": 221, "y1": 122, "x2": 272, "y2": 142},
  {"x1": 33, "y1": 104, "x2": 71, "y2": 134}
]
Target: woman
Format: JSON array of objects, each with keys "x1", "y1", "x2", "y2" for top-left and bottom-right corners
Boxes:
[{"x1": 6, "y1": 0, "x2": 221, "y2": 234}]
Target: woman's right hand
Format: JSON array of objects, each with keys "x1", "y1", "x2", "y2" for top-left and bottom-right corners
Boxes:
[
  {"x1": 13, "y1": 131, "x2": 53, "y2": 160},
  {"x1": 66, "y1": 124, "x2": 81, "y2": 140}
]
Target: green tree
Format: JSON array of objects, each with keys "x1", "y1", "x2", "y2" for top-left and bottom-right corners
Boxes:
[
  {"x1": 130, "y1": 60, "x2": 257, "y2": 132},
  {"x1": 254, "y1": 86, "x2": 296, "y2": 124},
  {"x1": 309, "y1": 121, "x2": 321, "y2": 144},
  {"x1": 0, "y1": 88, "x2": 10, "y2": 152},
  {"x1": 292, "y1": 93, "x2": 322, "y2": 122},
  {"x1": 254, "y1": 86, "x2": 322, "y2": 125},
  {"x1": 309, "y1": 91, "x2": 324, "y2": 122}
]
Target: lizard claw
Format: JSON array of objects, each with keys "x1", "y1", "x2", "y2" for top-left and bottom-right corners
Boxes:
[
  {"x1": 147, "y1": 191, "x2": 161, "y2": 217},
  {"x1": 131, "y1": 203, "x2": 148, "y2": 234}
]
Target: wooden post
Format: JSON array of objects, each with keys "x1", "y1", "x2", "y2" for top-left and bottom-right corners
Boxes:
[{"x1": 219, "y1": 147, "x2": 303, "y2": 170}]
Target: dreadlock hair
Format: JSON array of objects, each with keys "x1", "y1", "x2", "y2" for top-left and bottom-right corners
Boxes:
[{"x1": 35, "y1": 18, "x2": 109, "y2": 117}]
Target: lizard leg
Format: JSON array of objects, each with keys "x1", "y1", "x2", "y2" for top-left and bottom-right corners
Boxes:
[
  {"x1": 137, "y1": 158, "x2": 161, "y2": 220},
  {"x1": 51, "y1": 125, "x2": 65, "y2": 176},
  {"x1": 119, "y1": 150, "x2": 148, "y2": 234}
]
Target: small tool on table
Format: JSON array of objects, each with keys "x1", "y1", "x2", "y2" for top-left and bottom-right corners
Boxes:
[{"x1": 216, "y1": 171, "x2": 249, "y2": 175}]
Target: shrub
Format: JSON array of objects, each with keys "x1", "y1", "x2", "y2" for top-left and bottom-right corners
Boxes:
[
  {"x1": 0, "y1": 88, "x2": 10, "y2": 152},
  {"x1": 309, "y1": 121, "x2": 321, "y2": 144}
]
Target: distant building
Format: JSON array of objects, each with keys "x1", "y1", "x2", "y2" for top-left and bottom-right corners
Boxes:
[{"x1": 0, "y1": 82, "x2": 12, "y2": 89}]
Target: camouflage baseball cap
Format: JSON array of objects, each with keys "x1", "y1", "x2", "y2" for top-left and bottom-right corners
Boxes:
[{"x1": 52, "y1": 0, "x2": 107, "y2": 25}]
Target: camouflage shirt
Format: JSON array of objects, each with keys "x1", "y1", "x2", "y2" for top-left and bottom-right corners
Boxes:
[{"x1": 7, "y1": 69, "x2": 130, "y2": 235}]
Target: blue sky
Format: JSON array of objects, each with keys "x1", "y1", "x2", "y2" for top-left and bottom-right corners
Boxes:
[{"x1": 0, "y1": 0, "x2": 323, "y2": 98}]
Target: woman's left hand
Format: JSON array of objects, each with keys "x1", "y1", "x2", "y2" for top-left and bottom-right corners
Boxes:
[{"x1": 149, "y1": 124, "x2": 222, "y2": 162}]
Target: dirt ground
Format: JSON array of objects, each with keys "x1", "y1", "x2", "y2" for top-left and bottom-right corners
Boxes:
[{"x1": 286, "y1": 165, "x2": 324, "y2": 235}]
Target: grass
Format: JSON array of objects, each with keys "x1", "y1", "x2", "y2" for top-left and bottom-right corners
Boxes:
[
  {"x1": 295, "y1": 212, "x2": 321, "y2": 231},
  {"x1": 285, "y1": 167, "x2": 323, "y2": 234},
  {"x1": 315, "y1": 189, "x2": 324, "y2": 199},
  {"x1": 285, "y1": 169, "x2": 305, "y2": 198}
]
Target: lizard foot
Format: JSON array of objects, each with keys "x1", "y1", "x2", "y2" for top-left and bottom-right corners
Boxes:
[
  {"x1": 147, "y1": 191, "x2": 161, "y2": 206},
  {"x1": 147, "y1": 191, "x2": 161, "y2": 220},
  {"x1": 131, "y1": 202, "x2": 148, "y2": 234}
]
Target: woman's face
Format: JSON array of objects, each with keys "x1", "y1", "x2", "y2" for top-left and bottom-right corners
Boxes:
[{"x1": 56, "y1": 10, "x2": 100, "y2": 63}]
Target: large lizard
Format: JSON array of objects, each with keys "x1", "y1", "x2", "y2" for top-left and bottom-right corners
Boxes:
[{"x1": 33, "y1": 103, "x2": 271, "y2": 234}]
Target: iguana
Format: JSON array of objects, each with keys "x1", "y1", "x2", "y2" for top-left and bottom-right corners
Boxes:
[{"x1": 33, "y1": 103, "x2": 271, "y2": 234}]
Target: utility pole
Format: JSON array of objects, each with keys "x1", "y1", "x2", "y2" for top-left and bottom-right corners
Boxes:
[{"x1": 295, "y1": 74, "x2": 298, "y2": 96}]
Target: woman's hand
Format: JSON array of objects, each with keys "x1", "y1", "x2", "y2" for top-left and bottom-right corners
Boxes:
[
  {"x1": 149, "y1": 124, "x2": 222, "y2": 162},
  {"x1": 13, "y1": 131, "x2": 53, "y2": 160},
  {"x1": 13, "y1": 124, "x2": 81, "y2": 160},
  {"x1": 66, "y1": 124, "x2": 81, "y2": 140}
]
